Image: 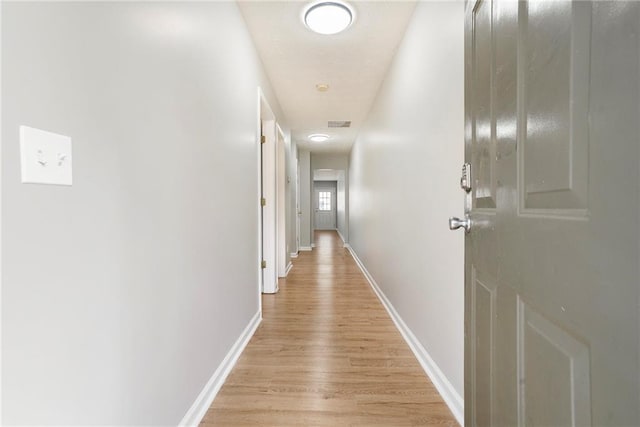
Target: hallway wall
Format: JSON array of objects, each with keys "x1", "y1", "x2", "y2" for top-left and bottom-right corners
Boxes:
[
  {"x1": 1, "y1": 2, "x2": 285, "y2": 425},
  {"x1": 310, "y1": 153, "x2": 349, "y2": 243},
  {"x1": 348, "y1": 0, "x2": 465, "y2": 417},
  {"x1": 298, "y1": 150, "x2": 312, "y2": 249}
]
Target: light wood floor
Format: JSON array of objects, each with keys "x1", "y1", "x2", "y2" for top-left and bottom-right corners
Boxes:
[{"x1": 201, "y1": 230, "x2": 457, "y2": 426}]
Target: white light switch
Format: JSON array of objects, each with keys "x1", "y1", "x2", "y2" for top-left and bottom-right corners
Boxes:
[{"x1": 20, "y1": 126, "x2": 73, "y2": 186}]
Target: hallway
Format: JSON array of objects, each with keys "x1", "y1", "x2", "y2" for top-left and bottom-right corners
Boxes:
[
  {"x1": 1, "y1": 3, "x2": 466, "y2": 424},
  {"x1": 201, "y1": 231, "x2": 457, "y2": 426}
]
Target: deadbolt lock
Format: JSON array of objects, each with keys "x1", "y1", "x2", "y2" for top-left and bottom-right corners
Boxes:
[{"x1": 460, "y1": 163, "x2": 472, "y2": 193}]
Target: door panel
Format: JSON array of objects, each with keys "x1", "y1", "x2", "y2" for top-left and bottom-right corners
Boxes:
[
  {"x1": 464, "y1": 1, "x2": 640, "y2": 426},
  {"x1": 521, "y1": 1, "x2": 590, "y2": 213},
  {"x1": 517, "y1": 298, "x2": 591, "y2": 426}
]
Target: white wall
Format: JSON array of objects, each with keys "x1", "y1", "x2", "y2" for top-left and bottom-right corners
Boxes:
[
  {"x1": 311, "y1": 153, "x2": 349, "y2": 171},
  {"x1": 311, "y1": 153, "x2": 349, "y2": 243},
  {"x1": 313, "y1": 169, "x2": 341, "y2": 181},
  {"x1": 298, "y1": 150, "x2": 312, "y2": 249},
  {"x1": 1, "y1": 2, "x2": 285, "y2": 425},
  {"x1": 348, "y1": 0, "x2": 465, "y2": 416}
]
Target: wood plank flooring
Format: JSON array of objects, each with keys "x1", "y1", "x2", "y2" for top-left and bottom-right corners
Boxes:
[{"x1": 201, "y1": 231, "x2": 457, "y2": 426}]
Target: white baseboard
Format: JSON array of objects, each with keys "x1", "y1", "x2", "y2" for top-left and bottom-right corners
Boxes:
[
  {"x1": 299, "y1": 246, "x2": 312, "y2": 251},
  {"x1": 178, "y1": 311, "x2": 262, "y2": 427},
  {"x1": 346, "y1": 246, "x2": 464, "y2": 426},
  {"x1": 290, "y1": 252, "x2": 298, "y2": 259},
  {"x1": 285, "y1": 261, "x2": 293, "y2": 276}
]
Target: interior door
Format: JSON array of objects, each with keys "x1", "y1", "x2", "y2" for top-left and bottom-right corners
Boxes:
[
  {"x1": 460, "y1": 1, "x2": 640, "y2": 426},
  {"x1": 314, "y1": 182, "x2": 337, "y2": 230},
  {"x1": 296, "y1": 158, "x2": 301, "y2": 253},
  {"x1": 261, "y1": 119, "x2": 277, "y2": 294}
]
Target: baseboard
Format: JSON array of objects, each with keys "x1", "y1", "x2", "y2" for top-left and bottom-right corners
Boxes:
[
  {"x1": 290, "y1": 252, "x2": 298, "y2": 259},
  {"x1": 336, "y1": 229, "x2": 347, "y2": 246},
  {"x1": 178, "y1": 311, "x2": 262, "y2": 426},
  {"x1": 299, "y1": 246, "x2": 312, "y2": 251},
  {"x1": 285, "y1": 261, "x2": 293, "y2": 276},
  {"x1": 346, "y1": 246, "x2": 464, "y2": 426}
]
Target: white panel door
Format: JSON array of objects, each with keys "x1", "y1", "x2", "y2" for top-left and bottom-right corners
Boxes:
[
  {"x1": 261, "y1": 119, "x2": 277, "y2": 294},
  {"x1": 458, "y1": 1, "x2": 640, "y2": 426}
]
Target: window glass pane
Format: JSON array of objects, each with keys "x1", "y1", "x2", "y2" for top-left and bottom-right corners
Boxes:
[{"x1": 319, "y1": 191, "x2": 331, "y2": 211}]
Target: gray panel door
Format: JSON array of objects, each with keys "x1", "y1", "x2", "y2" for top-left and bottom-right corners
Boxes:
[
  {"x1": 314, "y1": 182, "x2": 337, "y2": 230},
  {"x1": 463, "y1": 1, "x2": 640, "y2": 426}
]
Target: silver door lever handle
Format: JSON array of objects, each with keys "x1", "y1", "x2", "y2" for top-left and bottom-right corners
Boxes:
[{"x1": 449, "y1": 215, "x2": 472, "y2": 233}]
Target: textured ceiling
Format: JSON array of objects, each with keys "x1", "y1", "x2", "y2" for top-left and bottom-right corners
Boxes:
[{"x1": 238, "y1": 1, "x2": 416, "y2": 153}]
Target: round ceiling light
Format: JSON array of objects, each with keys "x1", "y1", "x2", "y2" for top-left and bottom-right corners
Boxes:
[
  {"x1": 304, "y1": 2, "x2": 354, "y2": 35},
  {"x1": 309, "y1": 134, "x2": 330, "y2": 142}
]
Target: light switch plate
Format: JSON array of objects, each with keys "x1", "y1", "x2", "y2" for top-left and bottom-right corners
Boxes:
[{"x1": 20, "y1": 126, "x2": 73, "y2": 186}]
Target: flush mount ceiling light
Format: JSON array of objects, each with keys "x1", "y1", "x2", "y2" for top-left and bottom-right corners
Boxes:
[
  {"x1": 303, "y1": 1, "x2": 354, "y2": 35},
  {"x1": 309, "y1": 134, "x2": 330, "y2": 142},
  {"x1": 316, "y1": 83, "x2": 330, "y2": 92}
]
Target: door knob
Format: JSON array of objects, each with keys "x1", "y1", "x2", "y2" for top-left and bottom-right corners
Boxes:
[{"x1": 449, "y1": 215, "x2": 472, "y2": 233}]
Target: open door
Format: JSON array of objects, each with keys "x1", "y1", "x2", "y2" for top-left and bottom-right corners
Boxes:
[
  {"x1": 276, "y1": 125, "x2": 287, "y2": 278},
  {"x1": 452, "y1": 1, "x2": 640, "y2": 425},
  {"x1": 259, "y1": 92, "x2": 277, "y2": 294},
  {"x1": 296, "y1": 157, "x2": 301, "y2": 254}
]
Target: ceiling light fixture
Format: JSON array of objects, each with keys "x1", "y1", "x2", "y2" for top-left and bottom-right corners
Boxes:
[
  {"x1": 304, "y1": 1, "x2": 354, "y2": 35},
  {"x1": 316, "y1": 83, "x2": 330, "y2": 92},
  {"x1": 309, "y1": 134, "x2": 330, "y2": 142}
]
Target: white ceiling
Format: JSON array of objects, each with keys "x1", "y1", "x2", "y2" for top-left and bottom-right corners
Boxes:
[{"x1": 238, "y1": 1, "x2": 417, "y2": 153}]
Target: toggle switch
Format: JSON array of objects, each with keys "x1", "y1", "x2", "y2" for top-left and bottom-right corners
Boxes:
[{"x1": 20, "y1": 126, "x2": 73, "y2": 186}]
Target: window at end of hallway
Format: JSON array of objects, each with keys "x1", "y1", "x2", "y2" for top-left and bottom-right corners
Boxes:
[{"x1": 319, "y1": 192, "x2": 331, "y2": 211}]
